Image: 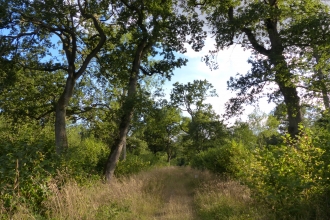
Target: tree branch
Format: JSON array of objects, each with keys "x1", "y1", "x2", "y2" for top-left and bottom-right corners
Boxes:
[
  {"x1": 242, "y1": 28, "x2": 270, "y2": 56},
  {"x1": 0, "y1": 29, "x2": 41, "y2": 56},
  {"x1": 75, "y1": 0, "x2": 107, "y2": 79}
]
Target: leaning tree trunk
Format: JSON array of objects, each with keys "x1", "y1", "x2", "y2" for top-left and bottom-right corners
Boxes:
[
  {"x1": 120, "y1": 89, "x2": 128, "y2": 161},
  {"x1": 104, "y1": 36, "x2": 150, "y2": 182},
  {"x1": 55, "y1": 75, "x2": 75, "y2": 154},
  {"x1": 104, "y1": 71, "x2": 138, "y2": 182}
]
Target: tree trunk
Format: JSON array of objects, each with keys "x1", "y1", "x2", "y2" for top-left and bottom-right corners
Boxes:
[
  {"x1": 120, "y1": 89, "x2": 128, "y2": 161},
  {"x1": 277, "y1": 81, "x2": 302, "y2": 137},
  {"x1": 266, "y1": 18, "x2": 302, "y2": 137},
  {"x1": 103, "y1": 35, "x2": 150, "y2": 182},
  {"x1": 121, "y1": 140, "x2": 127, "y2": 161},
  {"x1": 104, "y1": 71, "x2": 138, "y2": 182},
  {"x1": 167, "y1": 149, "x2": 172, "y2": 163},
  {"x1": 55, "y1": 76, "x2": 75, "y2": 154},
  {"x1": 314, "y1": 51, "x2": 330, "y2": 109},
  {"x1": 320, "y1": 79, "x2": 330, "y2": 110},
  {"x1": 272, "y1": 56, "x2": 302, "y2": 137}
]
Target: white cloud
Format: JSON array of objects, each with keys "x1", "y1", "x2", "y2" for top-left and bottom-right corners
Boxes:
[{"x1": 165, "y1": 39, "x2": 276, "y2": 123}]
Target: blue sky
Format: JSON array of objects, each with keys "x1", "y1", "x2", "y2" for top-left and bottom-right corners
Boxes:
[{"x1": 163, "y1": 37, "x2": 276, "y2": 123}]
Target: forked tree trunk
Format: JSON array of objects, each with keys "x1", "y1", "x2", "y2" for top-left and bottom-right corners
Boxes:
[{"x1": 53, "y1": 9, "x2": 106, "y2": 154}]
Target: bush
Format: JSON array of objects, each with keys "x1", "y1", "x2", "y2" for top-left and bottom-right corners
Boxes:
[
  {"x1": 190, "y1": 144, "x2": 232, "y2": 174},
  {"x1": 65, "y1": 137, "x2": 109, "y2": 181},
  {"x1": 234, "y1": 127, "x2": 328, "y2": 219},
  {"x1": 0, "y1": 122, "x2": 110, "y2": 217},
  {"x1": 115, "y1": 154, "x2": 152, "y2": 177},
  {"x1": 0, "y1": 121, "x2": 58, "y2": 217},
  {"x1": 191, "y1": 125, "x2": 330, "y2": 219}
]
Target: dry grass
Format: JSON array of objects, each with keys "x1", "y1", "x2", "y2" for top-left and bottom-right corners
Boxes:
[
  {"x1": 42, "y1": 166, "x2": 213, "y2": 220},
  {"x1": 5, "y1": 166, "x2": 271, "y2": 219},
  {"x1": 44, "y1": 167, "x2": 199, "y2": 219}
]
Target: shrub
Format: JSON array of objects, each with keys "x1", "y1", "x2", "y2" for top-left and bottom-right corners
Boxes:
[
  {"x1": 234, "y1": 127, "x2": 328, "y2": 219},
  {"x1": 65, "y1": 137, "x2": 109, "y2": 181},
  {"x1": 0, "y1": 122, "x2": 58, "y2": 217},
  {"x1": 190, "y1": 144, "x2": 232, "y2": 174},
  {"x1": 115, "y1": 154, "x2": 152, "y2": 176}
]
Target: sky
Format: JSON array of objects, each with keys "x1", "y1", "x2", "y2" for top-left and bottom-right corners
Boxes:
[{"x1": 163, "y1": 37, "x2": 276, "y2": 123}]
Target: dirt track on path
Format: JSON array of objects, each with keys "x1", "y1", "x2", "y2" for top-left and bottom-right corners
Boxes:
[{"x1": 147, "y1": 166, "x2": 210, "y2": 220}]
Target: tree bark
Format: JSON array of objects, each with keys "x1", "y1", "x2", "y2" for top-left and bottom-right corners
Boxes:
[
  {"x1": 238, "y1": 3, "x2": 303, "y2": 137},
  {"x1": 166, "y1": 145, "x2": 172, "y2": 164},
  {"x1": 276, "y1": 75, "x2": 302, "y2": 137},
  {"x1": 319, "y1": 74, "x2": 330, "y2": 110},
  {"x1": 55, "y1": 75, "x2": 75, "y2": 154}
]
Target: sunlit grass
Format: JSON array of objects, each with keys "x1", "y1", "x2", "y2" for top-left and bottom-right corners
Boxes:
[
  {"x1": 194, "y1": 178, "x2": 273, "y2": 220},
  {"x1": 4, "y1": 166, "x2": 272, "y2": 219}
]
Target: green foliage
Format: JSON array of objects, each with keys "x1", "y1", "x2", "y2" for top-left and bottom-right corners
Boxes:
[
  {"x1": 230, "y1": 122, "x2": 257, "y2": 149},
  {"x1": 196, "y1": 197, "x2": 262, "y2": 220},
  {"x1": 115, "y1": 154, "x2": 152, "y2": 177},
  {"x1": 191, "y1": 119, "x2": 330, "y2": 219},
  {"x1": 190, "y1": 144, "x2": 232, "y2": 174},
  {"x1": 170, "y1": 80, "x2": 227, "y2": 156},
  {"x1": 233, "y1": 127, "x2": 328, "y2": 219},
  {"x1": 0, "y1": 119, "x2": 58, "y2": 216},
  {"x1": 170, "y1": 80, "x2": 217, "y2": 118},
  {"x1": 127, "y1": 136, "x2": 149, "y2": 155},
  {"x1": 2, "y1": 0, "x2": 330, "y2": 219},
  {"x1": 143, "y1": 103, "x2": 181, "y2": 162},
  {"x1": 0, "y1": 122, "x2": 109, "y2": 216},
  {"x1": 0, "y1": 67, "x2": 64, "y2": 122},
  {"x1": 65, "y1": 136, "x2": 109, "y2": 181}
]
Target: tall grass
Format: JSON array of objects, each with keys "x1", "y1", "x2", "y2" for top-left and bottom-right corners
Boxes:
[
  {"x1": 3, "y1": 167, "x2": 272, "y2": 219},
  {"x1": 194, "y1": 178, "x2": 273, "y2": 220}
]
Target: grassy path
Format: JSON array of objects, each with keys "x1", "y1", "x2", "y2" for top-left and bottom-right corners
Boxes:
[
  {"x1": 42, "y1": 166, "x2": 268, "y2": 220},
  {"x1": 152, "y1": 167, "x2": 202, "y2": 219}
]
